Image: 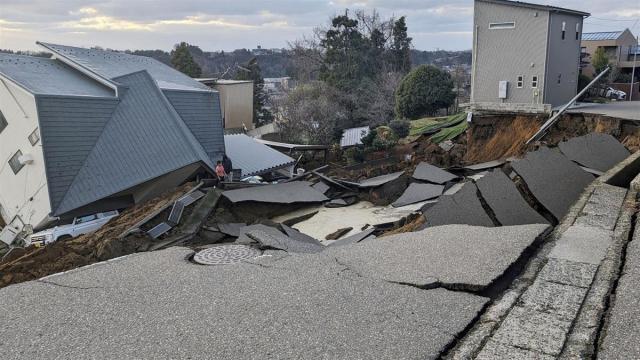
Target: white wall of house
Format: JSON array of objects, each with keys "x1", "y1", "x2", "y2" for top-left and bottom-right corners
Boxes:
[{"x1": 0, "y1": 77, "x2": 51, "y2": 232}]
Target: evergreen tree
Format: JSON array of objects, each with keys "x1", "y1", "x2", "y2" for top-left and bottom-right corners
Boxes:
[
  {"x1": 236, "y1": 58, "x2": 273, "y2": 126},
  {"x1": 390, "y1": 17, "x2": 412, "y2": 74},
  {"x1": 395, "y1": 65, "x2": 455, "y2": 119},
  {"x1": 319, "y1": 13, "x2": 371, "y2": 91},
  {"x1": 171, "y1": 42, "x2": 202, "y2": 78}
]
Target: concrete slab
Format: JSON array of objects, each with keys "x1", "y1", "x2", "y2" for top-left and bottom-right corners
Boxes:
[
  {"x1": 422, "y1": 182, "x2": 495, "y2": 228},
  {"x1": 548, "y1": 225, "x2": 613, "y2": 265},
  {"x1": 344, "y1": 171, "x2": 405, "y2": 188},
  {"x1": 517, "y1": 280, "x2": 587, "y2": 321},
  {"x1": 311, "y1": 181, "x2": 330, "y2": 194},
  {"x1": 236, "y1": 224, "x2": 286, "y2": 244},
  {"x1": 0, "y1": 247, "x2": 488, "y2": 359},
  {"x1": 217, "y1": 222, "x2": 246, "y2": 237},
  {"x1": 246, "y1": 230, "x2": 324, "y2": 253},
  {"x1": 558, "y1": 133, "x2": 630, "y2": 173},
  {"x1": 281, "y1": 224, "x2": 323, "y2": 247},
  {"x1": 574, "y1": 183, "x2": 627, "y2": 231},
  {"x1": 222, "y1": 181, "x2": 328, "y2": 204},
  {"x1": 511, "y1": 147, "x2": 594, "y2": 221},
  {"x1": 413, "y1": 162, "x2": 458, "y2": 184},
  {"x1": 491, "y1": 306, "x2": 573, "y2": 356},
  {"x1": 537, "y1": 258, "x2": 598, "y2": 288},
  {"x1": 476, "y1": 170, "x2": 549, "y2": 226},
  {"x1": 326, "y1": 228, "x2": 376, "y2": 247},
  {"x1": 392, "y1": 183, "x2": 444, "y2": 207},
  {"x1": 477, "y1": 340, "x2": 555, "y2": 360},
  {"x1": 464, "y1": 159, "x2": 507, "y2": 171},
  {"x1": 327, "y1": 224, "x2": 550, "y2": 290}
]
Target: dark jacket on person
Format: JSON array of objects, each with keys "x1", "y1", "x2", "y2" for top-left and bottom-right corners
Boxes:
[{"x1": 222, "y1": 155, "x2": 233, "y2": 174}]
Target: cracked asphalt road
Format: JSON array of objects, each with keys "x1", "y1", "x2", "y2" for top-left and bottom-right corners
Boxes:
[{"x1": 0, "y1": 224, "x2": 549, "y2": 359}]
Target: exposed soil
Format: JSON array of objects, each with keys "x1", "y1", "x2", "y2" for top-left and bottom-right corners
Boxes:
[{"x1": 0, "y1": 183, "x2": 194, "y2": 289}]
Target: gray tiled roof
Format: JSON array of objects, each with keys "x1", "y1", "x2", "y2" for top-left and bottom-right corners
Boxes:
[
  {"x1": 224, "y1": 134, "x2": 295, "y2": 177},
  {"x1": 38, "y1": 42, "x2": 211, "y2": 92},
  {"x1": 51, "y1": 70, "x2": 215, "y2": 215},
  {"x1": 582, "y1": 31, "x2": 624, "y2": 41},
  {"x1": 0, "y1": 53, "x2": 113, "y2": 97}
]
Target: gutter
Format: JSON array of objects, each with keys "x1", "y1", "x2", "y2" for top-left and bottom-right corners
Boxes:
[{"x1": 36, "y1": 41, "x2": 120, "y2": 97}]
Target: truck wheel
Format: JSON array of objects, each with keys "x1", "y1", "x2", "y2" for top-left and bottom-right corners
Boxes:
[{"x1": 56, "y1": 235, "x2": 73, "y2": 242}]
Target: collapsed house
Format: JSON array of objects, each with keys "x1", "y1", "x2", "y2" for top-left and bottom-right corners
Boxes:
[{"x1": 0, "y1": 43, "x2": 225, "y2": 234}]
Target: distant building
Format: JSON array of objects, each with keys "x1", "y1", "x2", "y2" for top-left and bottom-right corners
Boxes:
[
  {"x1": 471, "y1": 0, "x2": 589, "y2": 109},
  {"x1": 198, "y1": 79, "x2": 254, "y2": 130},
  {"x1": 581, "y1": 29, "x2": 639, "y2": 78},
  {"x1": 0, "y1": 43, "x2": 225, "y2": 233},
  {"x1": 263, "y1": 77, "x2": 292, "y2": 94}
]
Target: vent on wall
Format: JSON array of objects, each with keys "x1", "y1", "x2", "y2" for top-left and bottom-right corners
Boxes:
[{"x1": 489, "y1": 22, "x2": 515, "y2": 30}]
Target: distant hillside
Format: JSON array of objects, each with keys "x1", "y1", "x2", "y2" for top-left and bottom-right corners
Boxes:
[
  {"x1": 128, "y1": 47, "x2": 472, "y2": 78},
  {"x1": 0, "y1": 47, "x2": 472, "y2": 79}
]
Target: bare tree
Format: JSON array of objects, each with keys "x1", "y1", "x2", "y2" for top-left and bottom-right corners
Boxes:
[{"x1": 274, "y1": 82, "x2": 346, "y2": 145}]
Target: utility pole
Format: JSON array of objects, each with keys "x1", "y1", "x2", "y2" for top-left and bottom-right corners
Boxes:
[{"x1": 630, "y1": 35, "x2": 638, "y2": 101}]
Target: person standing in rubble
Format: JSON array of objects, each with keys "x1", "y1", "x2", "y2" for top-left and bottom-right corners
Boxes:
[
  {"x1": 222, "y1": 155, "x2": 233, "y2": 182},
  {"x1": 215, "y1": 160, "x2": 226, "y2": 184}
]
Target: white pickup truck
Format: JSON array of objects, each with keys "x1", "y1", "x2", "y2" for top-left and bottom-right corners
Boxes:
[{"x1": 28, "y1": 210, "x2": 119, "y2": 247}]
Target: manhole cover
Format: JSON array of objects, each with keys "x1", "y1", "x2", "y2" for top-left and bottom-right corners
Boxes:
[{"x1": 192, "y1": 245, "x2": 262, "y2": 265}]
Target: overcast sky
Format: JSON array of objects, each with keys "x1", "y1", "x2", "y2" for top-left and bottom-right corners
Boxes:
[{"x1": 1, "y1": 0, "x2": 638, "y2": 52}]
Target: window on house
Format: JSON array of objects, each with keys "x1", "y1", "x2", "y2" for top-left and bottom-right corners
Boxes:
[
  {"x1": 28, "y1": 128, "x2": 40, "y2": 146},
  {"x1": 8, "y1": 150, "x2": 24, "y2": 174},
  {"x1": 517, "y1": 75, "x2": 524, "y2": 88},
  {"x1": 489, "y1": 22, "x2": 515, "y2": 29},
  {"x1": 561, "y1": 21, "x2": 566, "y2": 40},
  {"x1": 557, "y1": 73, "x2": 562, "y2": 84},
  {"x1": 575, "y1": 23, "x2": 580, "y2": 40},
  {"x1": 0, "y1": 111, "x2": 7, "y2": 134},
  {"x1": 532, "y1": 76, "x2": 538, "y2": 88}
]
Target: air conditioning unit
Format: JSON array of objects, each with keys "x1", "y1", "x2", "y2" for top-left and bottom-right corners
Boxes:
[
  {"x1": 0, "y1": 226, "x2": 19, "y2": 245},
  {"x1": 18, "y1": 153, "x2": 34, "y2": 165}
]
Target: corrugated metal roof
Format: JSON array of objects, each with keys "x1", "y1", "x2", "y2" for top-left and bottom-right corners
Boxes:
[
  {"x1": 224, "y1": 134, "x2": 295, "y2": 177},
  {"x1": 582, "y1": 31, "x2": 624, "y2": 41},
  {"x1": 53, "y1": 70, "x2": 214, "y2": 215},
  {"x1": 0, "y1": 53, "x2": 114, "y2": 97},
  {"x1": 37, "y1": 42, "x2": 211, "y2": 92},
  {"x1": 340, "y1": 126, "x2": 370, "y2": 147}
]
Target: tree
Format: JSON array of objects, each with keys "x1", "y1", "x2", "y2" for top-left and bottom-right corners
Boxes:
[
  {"x1": 591, "y1": 47, "x2": 609, "y2": 74},
  {"x1": 171, "y1": 42, "x2": 202, "y2": 78},
  {"x1": 319, "y1": 12, "x2": 371, "y2": 91},
  {"x1": 274, "y1": 82, "x2": 346, "y2": 145},
  {"x1": 395, "y1": 65, "x2": 455, "y2": 119},
  {"x1": 235, "y1": 58, "x2": 273, "y2": 126},
  {"x1": 390, "y1": 16, "x2": 412, "y2": 73}
]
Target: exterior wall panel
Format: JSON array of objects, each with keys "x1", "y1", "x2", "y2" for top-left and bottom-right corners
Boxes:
[
  {"x1": 0, "y1": 78, "x2": 51, "y2": 229},
  {"x1": 544, "y1": 12, "x2": 584, "y2": 106},
  {"x1": 473, "y1": 1, "x2": 549, "y2": 104}
]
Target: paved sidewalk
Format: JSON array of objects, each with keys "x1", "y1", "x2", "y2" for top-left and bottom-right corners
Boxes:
[{"x1": 475, "y1": 184, "x2": 628, "y2": 358}]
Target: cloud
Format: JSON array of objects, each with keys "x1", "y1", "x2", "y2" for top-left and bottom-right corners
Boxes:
[{"x1": 1, "y1": 0, "x2": 638, "y2": 52}]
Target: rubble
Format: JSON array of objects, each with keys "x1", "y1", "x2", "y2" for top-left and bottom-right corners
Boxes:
[
  {"x1": 421, "y1": 182, "x2": 495, "y2": 228},
  {"x1": 392, "y1": 183, "x2": 444, "y2": 207},
  {"x1": 475, "y1": 170, "x2": 550, "y2": 226},
  {"x1": 511, "y1": 147, "x2": 594, "y2": 221},
  {"x1": 558, "y1": 133, "x2": 630, "y2": 173},
  {"x1": 412, "y1": 162, "x2": 458, "y2": 184}
]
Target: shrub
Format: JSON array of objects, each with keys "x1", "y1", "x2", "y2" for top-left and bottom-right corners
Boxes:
[
  {"x1": 389, "y1": 119, "x2": 410, "y2": 138},
  {"x1": 395, "y1": 65, "x2": 455, "y2": 119}
]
